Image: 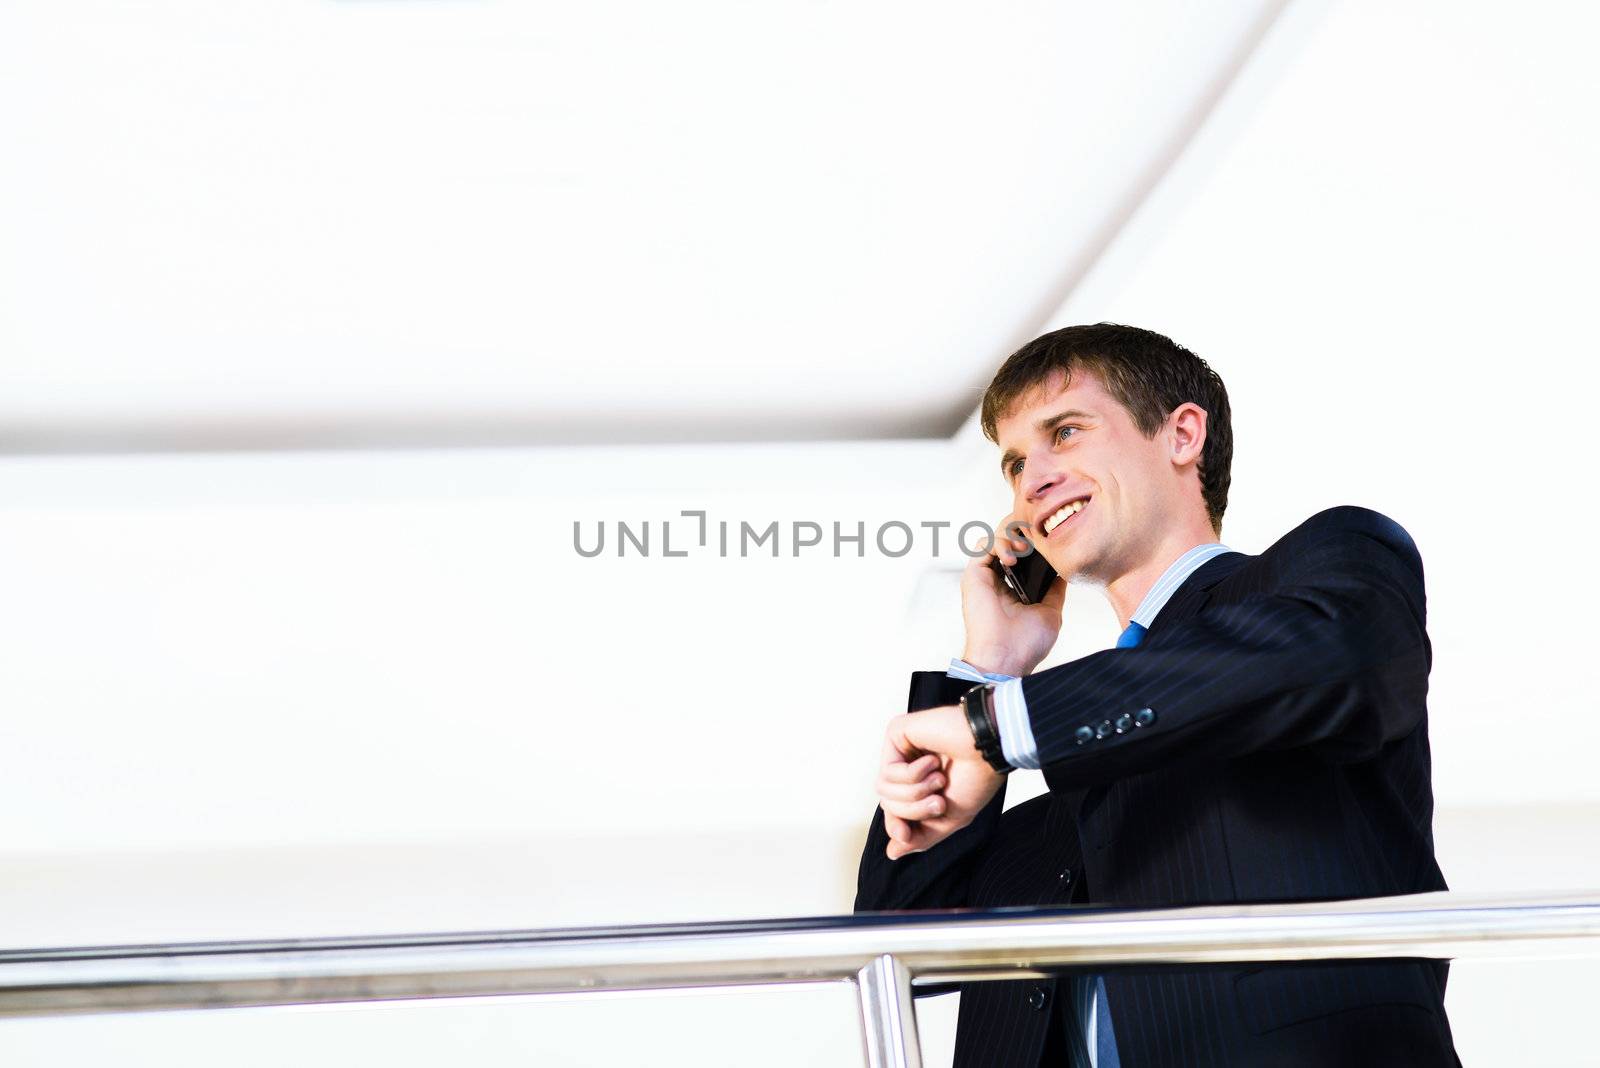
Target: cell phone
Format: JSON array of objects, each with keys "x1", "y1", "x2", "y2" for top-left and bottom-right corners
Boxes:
[{"x1": 993, "y1": 543, "x2": 1058, "y2": 605}]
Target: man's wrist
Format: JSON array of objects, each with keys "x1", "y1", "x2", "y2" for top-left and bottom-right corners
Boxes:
[{"x1": 960, "y1": 647, "x2": 1037, "y2": 678}]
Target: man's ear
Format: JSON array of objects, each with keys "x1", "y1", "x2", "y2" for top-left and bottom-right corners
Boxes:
[{"x1": 1168, "y1": 403, "x2": 1207, "y2": 468}]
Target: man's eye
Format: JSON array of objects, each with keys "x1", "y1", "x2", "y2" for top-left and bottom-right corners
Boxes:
[
  {"x1": 1056, "y1": 425, "x2": 1078, "y2": 442},
  {"x1": 1009, "y1": 458, "x2": 1024, "y2": 477}
]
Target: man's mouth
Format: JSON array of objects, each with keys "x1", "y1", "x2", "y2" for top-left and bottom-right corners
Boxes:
[{"x1": 1041, "y1": 497, "x2": 1089, "y2": 538}]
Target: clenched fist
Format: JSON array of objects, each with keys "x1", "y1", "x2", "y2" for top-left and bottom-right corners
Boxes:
[{"x1": 877, "y1": 705, "x2": 1005, "y2": 859}]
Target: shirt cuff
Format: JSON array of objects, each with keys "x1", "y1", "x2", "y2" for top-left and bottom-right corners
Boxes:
[
  {"x1": 946, "y1": 657, "x2": 1017, "y2": 684},
  {"x1": 993, "y1": 677, "x2": 1041, "y2": 770},
  {"x1": 946, "y1": 660, "x2": 1040, "y2": 771}
]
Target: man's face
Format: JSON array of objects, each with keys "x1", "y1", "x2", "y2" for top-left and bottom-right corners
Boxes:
[{"x1": 994, "y1": 367, "x2": 1182, "y2": 585}]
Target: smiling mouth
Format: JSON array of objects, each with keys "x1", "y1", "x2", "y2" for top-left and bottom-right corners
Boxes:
[{"x1": 1041, "y1": 498, "x2": 1089, "y2": 538}]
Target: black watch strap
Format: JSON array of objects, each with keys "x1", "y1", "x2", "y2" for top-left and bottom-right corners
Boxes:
[{"x1": 961, "y1": 683, "x2": 1013, "y2": 774}]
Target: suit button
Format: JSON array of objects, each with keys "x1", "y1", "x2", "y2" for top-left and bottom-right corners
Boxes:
[
  {"x1": 1113, "y1": 713, "x2": 1133, "y2": 734},
  {"x1": 1134, "y1": 707, "x2": 1156, "y2": 727},
  {"x1": 1028, "y1": 986, "x2": 1048, "y2": 1011},
  {"x1": 1095, "y1": 720, "x2": 1113, "y2": 739},
  {"x1": 1058, "y1": 868, "x2": 1072, "y2": 883},
  {"x1": 1074, "y1": 726, "x2": 1094, "y2": 746}
]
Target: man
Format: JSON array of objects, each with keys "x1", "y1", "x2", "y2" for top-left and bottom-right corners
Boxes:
[{"x1": 855, "y1": 324, "x2": 1458, "y2": 1067}]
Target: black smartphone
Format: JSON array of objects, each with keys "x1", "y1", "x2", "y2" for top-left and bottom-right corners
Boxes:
[{"x1": 994, "y1": 543, "x2": 1058, "y2": 605}]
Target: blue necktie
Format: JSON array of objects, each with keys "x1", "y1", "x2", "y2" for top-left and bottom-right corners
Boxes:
[{"x1": 1085, "y1": 623, "x2": 1141, "y2": 1068}]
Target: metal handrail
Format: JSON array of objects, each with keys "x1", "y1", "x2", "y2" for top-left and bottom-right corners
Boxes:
[{"x1": 3, "y1": 890, "x2": 1599, "y2": 1067}]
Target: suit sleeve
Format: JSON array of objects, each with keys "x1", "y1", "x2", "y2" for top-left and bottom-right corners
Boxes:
[
  {"x1": 854, "y1": 671, "x2": 1008, "y2": 914},
  {"x1": 1025, "y1": 513, "x2": 1430, "y2": 784}
]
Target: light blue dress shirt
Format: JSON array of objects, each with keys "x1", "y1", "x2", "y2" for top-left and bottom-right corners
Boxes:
[{"x1": 944, "y1": 541, "x2": 1233, "y2": 1067}]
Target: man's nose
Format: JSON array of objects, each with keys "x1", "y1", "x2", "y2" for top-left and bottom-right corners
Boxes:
[{"x1": 1022, "y1": 466, "x2": 1061, "y2": 501}]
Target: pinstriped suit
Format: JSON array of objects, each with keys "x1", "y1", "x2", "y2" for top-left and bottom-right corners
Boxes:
[{"x1": 856, "y1": 506, "x2": 1460, "y2": 1067}]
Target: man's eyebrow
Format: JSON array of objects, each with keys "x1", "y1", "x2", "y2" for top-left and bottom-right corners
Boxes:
[
  {"x1": 998, "y1": 409, "x2": 1095, "y2": 478},
  {"x1": 1035, "y1": 408, "x2": 1094, "y2": 432}
]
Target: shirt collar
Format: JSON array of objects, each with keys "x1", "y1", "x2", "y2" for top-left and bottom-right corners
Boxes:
[{"x1": 1128, "y1": 542, "x2": 1234, "y2": 628}]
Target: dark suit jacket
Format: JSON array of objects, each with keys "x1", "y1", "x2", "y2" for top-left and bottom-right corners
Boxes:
[{"x1": 855, "y1": 506, "x2": 1459, "y2": 1067}]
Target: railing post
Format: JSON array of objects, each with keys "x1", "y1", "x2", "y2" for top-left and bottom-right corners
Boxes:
[{"x1": 855, "y1": 952, "x2": 922, "y2": 1068}]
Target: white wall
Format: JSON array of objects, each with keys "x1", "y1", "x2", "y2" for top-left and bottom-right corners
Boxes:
[{"x1": 0, "y1": 440, "x2": 974, "y2": 1065}]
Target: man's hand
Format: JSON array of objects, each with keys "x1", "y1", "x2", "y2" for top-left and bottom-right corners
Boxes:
[
  {"x1": 960, "y1": 514, "x2": 1067, "y2": 677},
  {"x1": 877, "y1": 705, "x2": 1005, "y2": 859}
]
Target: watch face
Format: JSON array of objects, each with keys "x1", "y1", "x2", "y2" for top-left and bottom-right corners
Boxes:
[
  {"x1": 963, "y1": 686, "x2": 994, "y2": 731},
  {"x1": 961, "y1": 687, "x2": 980, "y2": 717}
]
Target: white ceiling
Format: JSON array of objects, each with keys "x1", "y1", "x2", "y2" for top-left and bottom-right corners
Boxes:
[{"x1": 0, "y1": 0, "x2": 1281, "y2": 452}]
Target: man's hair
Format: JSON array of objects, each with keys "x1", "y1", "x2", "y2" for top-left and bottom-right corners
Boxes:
[{"x1": 980, "y1": 323, "x2": 1233, "y2": 532}]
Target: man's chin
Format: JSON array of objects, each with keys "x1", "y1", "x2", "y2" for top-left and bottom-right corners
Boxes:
[{"x1": 1051, "y1": 542, "x2": 1113, "y2": 586}]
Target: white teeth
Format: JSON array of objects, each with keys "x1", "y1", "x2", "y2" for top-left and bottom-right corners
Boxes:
[{"x1": 1042, "y1": 499, "x2": 1086, "y2": 534}]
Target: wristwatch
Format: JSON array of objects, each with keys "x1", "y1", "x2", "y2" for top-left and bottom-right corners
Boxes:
[{"x1": 961, "y1": 683, "x2": 1013, "y2": 774}]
